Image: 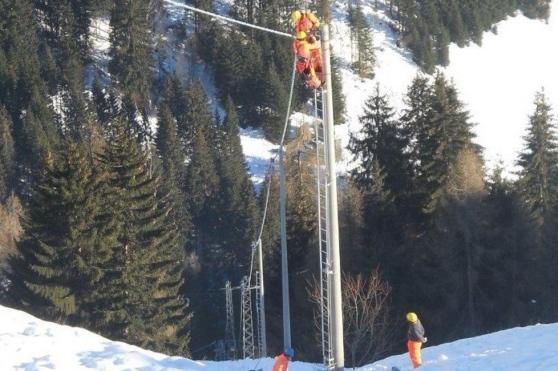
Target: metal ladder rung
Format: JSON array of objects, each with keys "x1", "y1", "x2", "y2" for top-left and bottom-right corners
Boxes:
[{"x1": 314, "y1": 88, "x2": 334, "y2": 369}]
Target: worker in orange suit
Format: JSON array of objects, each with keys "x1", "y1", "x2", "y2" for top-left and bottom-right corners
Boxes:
[
  {"x1": 291, "y1": 10, "x2": 320, "y2": 34},
  {"x1": 406, "y1": 312, "x2": 427, "y2": 368},
  {"x1": 292, "y1": 31, "x2": 323, "y2": 89},
  {"x1": 272, "y1": 347, "x2": 294, "y2": 371},
  {"x1": 293, "y1": 31, "x2": 311, "y2": 74},
  {"x1": 308, "y1": 36, "x2": 323, "y2": 83}
]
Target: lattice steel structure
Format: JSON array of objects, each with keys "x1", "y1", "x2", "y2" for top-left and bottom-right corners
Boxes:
[
  {"x1": 241, "y1": 276, "x2": 256, "y2": 358},
  {"x1": 224, "y1": 281, "x2": 237, "y2": 360}
]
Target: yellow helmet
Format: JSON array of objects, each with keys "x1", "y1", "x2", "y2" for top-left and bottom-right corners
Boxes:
[
  {"x1": 296, "y1": 31, "x2": 307, "y2": 40},
  {"x1": 291, "y1": 10, "x2": 302, "y2": 24},
  {"x1": 406, "y1": 312, "x2": 418, "y2": 323}
]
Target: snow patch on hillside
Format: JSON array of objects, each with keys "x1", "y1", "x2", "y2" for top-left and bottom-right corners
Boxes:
[{"x1": 86, "y1": 16, "x2": 111, "y2": 85}]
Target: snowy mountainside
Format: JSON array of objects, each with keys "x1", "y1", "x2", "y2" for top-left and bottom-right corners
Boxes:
[
  {"x1": 2, "y1": 304, "x2": 558, "y2": 370},
  {"x1": 329, "y1": 0, "x2": 558, "y2": 176}
]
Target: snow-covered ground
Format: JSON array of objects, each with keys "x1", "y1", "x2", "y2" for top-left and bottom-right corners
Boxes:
[{"x1": 2, "y1": 304, "x2": 558, "y2": 370}]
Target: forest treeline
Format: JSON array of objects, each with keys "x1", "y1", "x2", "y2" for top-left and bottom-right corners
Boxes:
[{"x1": 0, "y1": 0, "x2": 557, "y2": 368}]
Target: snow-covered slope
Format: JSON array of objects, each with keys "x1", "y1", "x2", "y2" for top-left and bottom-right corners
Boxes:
[
  {"x1": 330, "y1": 0, "x2": 558, "y2": 176},
  {"x1": 2, "y1": 304, "x2": 558, "y2": 370}
]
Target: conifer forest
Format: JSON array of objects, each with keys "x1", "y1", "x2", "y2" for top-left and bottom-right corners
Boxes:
[{"x1": 0, "y1": 0, "x2": 555, "y2": 367}]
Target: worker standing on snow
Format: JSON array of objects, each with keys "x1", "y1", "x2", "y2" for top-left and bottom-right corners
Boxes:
[
  {"x1": 406, "y1": 312, "x2": 427, "y2": 368},
  {"x1": 272, "y1": 347, "x2": 294, "y2": 371}
]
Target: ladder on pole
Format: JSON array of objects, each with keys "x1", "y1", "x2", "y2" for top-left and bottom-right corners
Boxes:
[{"x1": 314, "y1": 89, "x2": 335, "y2": 370}]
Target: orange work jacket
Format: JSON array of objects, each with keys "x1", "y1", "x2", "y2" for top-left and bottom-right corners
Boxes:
[
  {"x1": 293, "y1": 39, "x2": 312, "y2": 73},
  {"x1": 272, "y1": 353, "x2": 289, "y2": 371},
  {"x1": 295, "y1": 11, "x2": 320, "y2": 33}
]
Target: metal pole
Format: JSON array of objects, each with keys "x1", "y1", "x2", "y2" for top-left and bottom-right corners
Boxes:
[
  {"x1": 257, "y1": 239, "x2": 267, "y2": 356},
  {"x1": 321, "y1": 24, "x2": 345, "y2": 370},
  {"x1": 279, "y1": 145, "x2": 292, "y2": 349}
]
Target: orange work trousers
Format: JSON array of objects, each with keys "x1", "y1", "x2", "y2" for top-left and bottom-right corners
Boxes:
[{"x1": 407, "y1": 340, "x2": 422, "y2": 368}]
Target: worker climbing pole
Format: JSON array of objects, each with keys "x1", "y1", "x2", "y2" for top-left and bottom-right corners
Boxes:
[
  {"x1": 164, "y1": 2, "x2": 344, "y2": 369},
  {"x1": 291, "y1": 9, "x2": 324, "y2": 89}
]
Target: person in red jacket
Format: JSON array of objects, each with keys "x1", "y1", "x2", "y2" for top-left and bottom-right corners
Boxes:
[
  {"x1": 292, "y1": 31, "x2": 323, "y2": 89},
  {"x1": 406, "y1": 312, "x2": 427, "y2": 368},
  {"x1": 291, "y1": 10, "x2": 320, "y2": 34},
  {"x1": 272, "y1": 347, "x2": 294, "y2": 371}
]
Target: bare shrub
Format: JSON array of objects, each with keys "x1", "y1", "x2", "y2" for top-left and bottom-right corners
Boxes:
[{"x1": 308, "y1": 269, "x2": 396, "y2": 367}]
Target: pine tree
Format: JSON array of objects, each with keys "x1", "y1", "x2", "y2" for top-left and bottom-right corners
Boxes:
[
  {"x1": 109, "y1": 0, "x2": 153, "y2": 111},
  {"x1": 516, "y1": 91, "x2": 558, "y2": 321},
  {"x1": 425, "y1": 146, "x2": 487, "y2": 338},
  {"x1": 185, "y1": 121, "x2": 220, "y2": 239},
  {"x1": 34, "y1": 0, "x2": 77, "y2": 47},
  {"x1": 261, "y1": 63, "x2": 289, "y2": 143},
  {"x1": 480, "y1": 165, "x2": 535, "y2": 330},
  {"x1": 182, "y1": 105, "x2": 221, "y2": 352},
  {"x1": 69, "y1": 0, "x2": 93, "y2": 60},
  {"x1": 177, "y1": 82, "x2": 217, "y2": 158},
  {"x1": 331, "y1": 57, "x2": 347, "y2": 125},
  {"x1": 405, "y1": 73, "x2": 475, "y2": 216},
  {"x1": 7, "y1": 141, "x2": 110, "y2": 324},
  {"x1": 284, "y1": 126, "x2": 319, "y2": 353},
  {"x1": 216, "y1": 97, "x2": 258, "y2": 269},
  {"x1": 517, "y1": 90, "x2": 558, "y2": 231},
  {"x1": 0, "y1": 0, "x2": 59, "y2": 186},
  {"x1": 400, "y1": 75, "x2": 434, "y2": 172},
  {"x1": 38, "y1": 43, "x2": 59, "y2": 96},
  {"x1": 349, "y1": 84, "x2": 412, "y2": 208},
  {"x1": 99, "y1": 116, "x2": 191, "y2": 354},
  {"x1": 18, "y1": 90, "x2": 59, "y2": 177},
  {"x1": 443, "y1": 0, "x2": 467, "y2": 47},
  {"x1": 156, "y1": 104, "x2": 186, "y2": 190},
  {"x1": 519, "y1": 0, "x2": 551, "y2": 19},
  {"x1": 259, "y1": 168, "x2": 281, "y2": 278},
  {"x1": 436, "y1": 28, "x2": 451, "y2": 66},
  {"x1": 92, "y1": 77, "x2": 114, "y2": 126},
  {"x1": 348, "y1": 2, "x2": 376, "y2": 78},
  {"x1": 0, "y1": 106, "x2": 15, "y2": 199},
  {"x1": 213, "y1": 31, "x2": 250, "y2": 102},
  {"x1": 161, "y1": 76, "x2": 187, "y2": 122},
  {"x1": 349, "y1": 86, "x2": 416, "y2": 296},
  {"x1": 339, "y1": 180, "x2": 365, "y2": 273},
  {"x1": 186, "y1": 98, "x2": 258, "y2": 353},
  {"x1": 155, "y1": 103, "x2": 190, "y2": 243},
  {"x1": 361, "y1": 160, "x2": 398, "y2": 262}
]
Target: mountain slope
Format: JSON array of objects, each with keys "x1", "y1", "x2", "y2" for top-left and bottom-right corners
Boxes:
[{"x1": 331, "y1": 0, "x2": 558, "y2": 176}]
